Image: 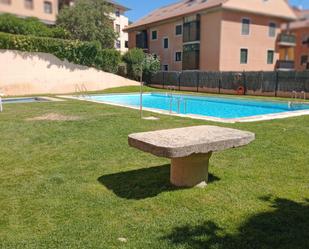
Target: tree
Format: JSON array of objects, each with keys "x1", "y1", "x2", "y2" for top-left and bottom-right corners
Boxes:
[
  {"x1": 123, "y1": 48, "x2": 160, "y2": 81},
  {"x1": 57, "y1": 0, "x2": 117, "y2": 48}
]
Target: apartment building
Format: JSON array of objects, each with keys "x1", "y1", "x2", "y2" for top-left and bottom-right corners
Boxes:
[
  {"x1": 0, "y1": 0, "x2": 129, "y2": 53},
  {"x1": 289, "y1": 8, "x2": 309, "y2": 70},
  {"x1": 0, "y1": 0, "x2": 58, "y2": 24},
  {"x1": 125, "y1": 0, "x2": 297, "y2": 72},
  {"x1": 109, "y1": 0, "x2": 129, "y2": 53}
]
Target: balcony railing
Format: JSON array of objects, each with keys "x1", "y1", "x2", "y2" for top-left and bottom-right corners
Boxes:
[
  {"x1": 276, "y1": 60, "x2": 295, "y2": 70},
  {"x1": 278, "y1": 34, "x2": 296, "y2": 46}
]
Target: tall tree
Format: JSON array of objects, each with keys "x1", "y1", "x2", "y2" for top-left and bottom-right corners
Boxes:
[{"x1": 57, "y1": 0, "x2": 117, "y2": 48}]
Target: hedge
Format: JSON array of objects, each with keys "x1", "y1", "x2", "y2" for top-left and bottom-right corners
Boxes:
[
  {"x1": 0, "y1": 14, "x2": 69, "y2": 39},
  {"x1": 0, "y1": 32, "x2": 121, "y2": 73}
]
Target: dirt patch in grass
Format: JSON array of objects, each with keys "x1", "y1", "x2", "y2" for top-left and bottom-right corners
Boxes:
[{"x1": 26, "y1": 113, "x2": 81, "y2": 121}]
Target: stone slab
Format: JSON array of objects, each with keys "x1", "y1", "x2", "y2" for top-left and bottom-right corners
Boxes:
[{"x1": 128, "y1": 125, "x2": 255, "y2": 158}]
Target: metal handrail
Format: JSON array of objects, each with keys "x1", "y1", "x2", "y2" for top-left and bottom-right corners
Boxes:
[
  {"x1": 75, "y1": 84, "x2": 88, "y2": 98},
  {"x1": 0, "y1": 92, "x2": 4, "y2": 112}
]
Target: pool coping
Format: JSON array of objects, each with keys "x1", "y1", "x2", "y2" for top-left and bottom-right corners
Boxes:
[{"x1": 60, "y1": 94, "x2": 309, "y2": 124}]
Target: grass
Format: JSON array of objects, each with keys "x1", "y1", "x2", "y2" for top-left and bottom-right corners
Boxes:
[{"x1": 0, "y1": 86, "x2": 308, "y2": 249}]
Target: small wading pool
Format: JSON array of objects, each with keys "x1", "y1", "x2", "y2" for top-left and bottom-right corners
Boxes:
[
  {"x1": 1, "y1": 97, "x2": 51, "y2": 104},
  {"x1": 78, "y1": 93, "x2": 309, "y2": 123}
]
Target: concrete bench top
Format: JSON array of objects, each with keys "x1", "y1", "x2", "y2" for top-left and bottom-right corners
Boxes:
[{"x1": 128, "y1": 125, "x2": 255, "y2": 158}]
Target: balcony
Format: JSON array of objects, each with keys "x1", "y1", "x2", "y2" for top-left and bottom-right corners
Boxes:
[
  {"x1": 277, "y1": 34, "x2": 296, "y2": 47},
  {"x1": 276, "y1": 60, "x2": 295, "y2": 71}
]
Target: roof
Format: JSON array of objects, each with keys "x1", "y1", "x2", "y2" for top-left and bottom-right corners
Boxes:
[
  {"x1": 106, "y1": 0, "x2": 130, "y2": 11},
  {"x1": 289, "y1": 19, "x2": 309, "y2": 29},
  {"x1": 125, "y1": 0, "x2": 296, "y2": 31},
  {"x1": 286, "y1": 8, "x2": 309, "y2": 30}
]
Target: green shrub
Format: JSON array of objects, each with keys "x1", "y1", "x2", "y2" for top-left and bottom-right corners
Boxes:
[
  {"x1": 0, "y1": 14, "x2": 70, "y2": 39},
  {"x1": 143, "y1": 54, "x2": 161, "y2": 80},
  {"x1": 123, "y1": 48, "x2": 160, "y2": 80},
  {"x1": 123, "y1": 48, "x2": 146, "y2": 80},
  {"x1": 0, "y1": 32, "x2": 121, "y2": 73}
]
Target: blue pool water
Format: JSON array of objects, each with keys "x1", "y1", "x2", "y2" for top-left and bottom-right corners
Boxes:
[{"x1": 86, "y1": 93, "x2": 309, "y2": 119}]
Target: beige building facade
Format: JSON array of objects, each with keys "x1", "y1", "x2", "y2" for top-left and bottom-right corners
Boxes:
[
  {"x1": 126, "y1": 0, "x2": 297, "y2": 72},
  {"x1": 0, "y1": 0, "x2": 58, "y2": 24},
  {"x1": 0, "y1": 0, "x2": 129, "y2": 53}
]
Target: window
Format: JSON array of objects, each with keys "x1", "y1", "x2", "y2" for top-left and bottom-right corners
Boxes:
[
  {"x1": 115, "y1": 9, "x2": 120, "y2": 17},
  {"x1": 183, "y1": 15, "x2": 200, "y2": 42},
  {"x1": 116, "y1": 40, "x2": 121, "y2": 49},
  {"x1": 176, "y1": 25, "x2": 182, "y2": 36},
  {"x1": 302, "y1": 35, "x2": 309, "y2": 45},
  {"x1": 136, "y1": 30, "x2": 148, "y2": 49},
  {"x1": 241, "y1": 18, "x2": 250, "y2": 35},
  {"x1": 269, "y1": 22, "x2": 276, "y2": 37},
  {"x1": 0, "y1": 0, "x2": 11, "y2": 4},
  {"x1": 163, "y1": 65, "x2": 169, "y2": 71},
  {"x1": 125, "y1": 41, "x2": 128, "y2": 48},
  {"x1": 301, "y1": 55, "x2": 308, "y2": 65},
  {"x1": 267, "y1": 50, "x2": 274, "y2": 64},
  {"x1": 25, "y1": 0, "x2": 33, "y2": 9},
  {"x1": 44, "y1": 1, "x2": 52, "y2": 14},
  {"x1": 163, "y1": 38, "x2": 169, "y2": 49},
  {"x1": 240, "y1": 49, "x2": 248, "y2": 64},
  {"x1": 183, "y1": 43, "x2": 200, "y2": 70},
  {"x1": 151, "y1": 30, "x2": 157, "y2": 40},
  {"x1": 175, "y1": 52, "x2": 182, "y2": 62},
  {"x1": 115, "y1": 24, "x2": 121, "y2": 34}
]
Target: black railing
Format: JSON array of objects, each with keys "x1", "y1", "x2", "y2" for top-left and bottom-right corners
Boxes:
[
  {"x1": 276, "y1": 60, "x2": 295, "y2": 70},
  {"x1": 136, "y1": 30, "x2": 148, "y2": 49},
  {"x1": 146, "y1": 71, "x2": 309, "y2": 97},
  {"x1": 278, "y1": 33, "x2": 296, "y2": 45}
]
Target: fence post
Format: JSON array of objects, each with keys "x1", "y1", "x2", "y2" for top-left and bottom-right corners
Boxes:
[
  {"x1": 219, "y1": 72, "x2": 222, "y2": 94},
  {"x1": 162, "y1": 71, "x2": 165, "y2": 89},
  {"x1": 178, "y1": 71, "x2": 181, "y2": 91},
  {"x1": 243, "y1": 71, "x2": 246, "y2": 95},
  {"x1": 275, "y1": 71, "x2": 279, "y2": 97},
  {"x1": 197, "y1": 71, "x2": 200, "y2": 92}
]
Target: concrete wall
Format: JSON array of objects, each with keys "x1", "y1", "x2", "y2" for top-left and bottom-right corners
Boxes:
[
  {"x1": 0, "y1": 0, "x2": 58, "y2": 24},
  {"x1": 0, "y1": 49, "x2": 139, "y2": 96}
]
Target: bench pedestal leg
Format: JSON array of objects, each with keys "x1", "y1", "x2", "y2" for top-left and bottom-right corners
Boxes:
[{"x1": 170, "y1": 152, "x2": 212, "y2": 188}]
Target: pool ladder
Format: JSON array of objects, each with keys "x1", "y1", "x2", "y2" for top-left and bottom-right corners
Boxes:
[
  {"x1": 289, "y1": 91, "x2": 307, "y2": 108},
  {"x1": 75, "y1": 84, "x2": 88, "y2": 98},
  {"x1": 169, "y1": 95, "x2": 187, "y2": 114},
  {"x1": 0, "y1": 92, "x2": 4, "y2": 112}
]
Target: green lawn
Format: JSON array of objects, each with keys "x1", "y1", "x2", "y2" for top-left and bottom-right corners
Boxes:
[{"x1": 0, "y1": 87, "x2": 308, "y2": 249}]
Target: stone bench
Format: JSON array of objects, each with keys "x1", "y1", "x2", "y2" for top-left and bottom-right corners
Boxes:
[{"x1": 128, "y1": 125, "x2": 255, "y2": 187}]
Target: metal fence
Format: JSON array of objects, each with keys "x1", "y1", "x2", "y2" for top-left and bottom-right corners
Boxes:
[{"x1": 146, "y1": 71, "x2": 309, "y2": 98}]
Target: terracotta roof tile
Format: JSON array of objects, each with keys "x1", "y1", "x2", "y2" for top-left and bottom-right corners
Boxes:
[
  {"x1": 125, "y1": 0, "x2": 296, "y2": 31},
  {"x1": 126, "y1": 0, "x2": 227, "y2": 30}
]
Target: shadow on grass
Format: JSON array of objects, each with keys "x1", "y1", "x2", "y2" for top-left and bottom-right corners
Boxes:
[
  {"x1": 98, "y1": 164, "x2": 220, "y2": 200},
  {"x1": 163, "y1": 197, "x2": 309, "y2": 249}
]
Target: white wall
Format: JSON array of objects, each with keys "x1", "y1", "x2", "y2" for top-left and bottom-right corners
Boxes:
[{"x1": 0, "y1": 50, "x2": 138, "y2": 96}]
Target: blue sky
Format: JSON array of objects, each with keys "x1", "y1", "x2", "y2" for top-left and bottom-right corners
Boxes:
[{"x1": 117, "y1": 0, "x2": 309, "y2": 22}]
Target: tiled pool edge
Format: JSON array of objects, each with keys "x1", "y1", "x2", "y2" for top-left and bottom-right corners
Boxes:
[{"x1": 61, "y1": 95, "x2": 309, "y2": 124}]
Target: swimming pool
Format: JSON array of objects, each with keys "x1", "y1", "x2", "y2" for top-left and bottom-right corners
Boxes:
[
  {"x1": 80, "y1": 93, "x2": 309, "y2": 122},
  {"x1": 1, "y1": 97, "x2": 50, "y2": 104}
]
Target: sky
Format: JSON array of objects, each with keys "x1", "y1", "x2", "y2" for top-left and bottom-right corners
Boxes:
[{"x1": 116, "y1": 0, "x2": 309, "y2": 22}]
